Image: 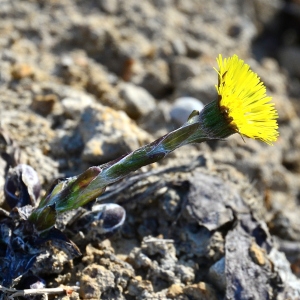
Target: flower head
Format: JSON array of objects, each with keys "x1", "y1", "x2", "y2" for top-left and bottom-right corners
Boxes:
[{"x1": 215, "y1": 54, "x2": 279, "y2": 144}]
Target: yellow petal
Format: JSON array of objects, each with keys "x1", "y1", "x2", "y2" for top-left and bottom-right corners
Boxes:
[{"x1": 215, "y1": 54, "x2": 279, "y2": 144}]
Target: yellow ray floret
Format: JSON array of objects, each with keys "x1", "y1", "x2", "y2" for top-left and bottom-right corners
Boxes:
[{"x1": 215, "y1": 54, "x2": 279, "y2": 144}]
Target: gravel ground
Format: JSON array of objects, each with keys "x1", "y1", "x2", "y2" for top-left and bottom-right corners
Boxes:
[{"x1": 1, "y1": 0, "x2": 300, "y2": 299}]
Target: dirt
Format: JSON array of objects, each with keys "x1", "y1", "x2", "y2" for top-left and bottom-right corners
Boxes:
[{"x1": 1, "y1": 0, "x2": 300, "y2": 299}]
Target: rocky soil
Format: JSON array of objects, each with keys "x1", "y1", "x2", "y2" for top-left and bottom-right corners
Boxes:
[{"x1": 1, "y1": 0, "x2": 300, "y2": 299}]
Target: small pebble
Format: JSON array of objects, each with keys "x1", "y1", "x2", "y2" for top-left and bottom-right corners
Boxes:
[{"x1": 120, "y1": 83, "x2": 156, "y2": 119}]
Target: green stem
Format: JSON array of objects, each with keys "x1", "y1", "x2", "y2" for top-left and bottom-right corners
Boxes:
[
  {"x1": 29, "y1": 99, "x2": 236, "y2": 232},
  {"x1": 85, "y1": 101, "x2": 235, "y2": 193}
]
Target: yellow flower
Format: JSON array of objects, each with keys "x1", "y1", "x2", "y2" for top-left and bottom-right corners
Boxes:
[{"x1": 215, "y1": 54, "x2": 279, "y2": 144}]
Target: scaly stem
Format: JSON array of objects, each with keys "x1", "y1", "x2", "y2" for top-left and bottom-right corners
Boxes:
[
  {"x1": 29, "y1": 101, "x2": 236, "y2": 232},
  {"x1": 85, "y1": 101, "x2": 235, "y2": 192}
]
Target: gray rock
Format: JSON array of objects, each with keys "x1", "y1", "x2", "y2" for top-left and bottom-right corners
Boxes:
[
  {"x1": 170, "y1": 57, "x2": 200, "y2": 84},
  {"x1": 171, "y1": 39, "x2": 187, "y2": 56},
  {"x1": 98, "y1": 0, "x2": 119, "y2": 14},
  {"x1": 61, "y1": 95, "x2": 94, "y2": 119},
  {"x1": 227, "y1": 17, "x2": 257, "y2": 52},
  {"x1": 185, "y1": 38, "x2": 206, "y2": 58},
  {"x1": 152, "y1": 0, "x2": 173, "y2": 9},
  {"x1": 174, "y1": 72, "x2": 217, "y2": 105},
  {"x1": 208, "y1": 257, "x2": 226, "y2": 292},
  {"x1": 225, "y1": 224, "x2": 274, "y2": 300},
  {"x1": 127, "y1": 276, "x2": 153, "y2": 298},
  {"x1": 174, "y1": 263, "x2": 195, "y2": 284},
  {"x1": 185, "y1": 171, "x2": 243, "y2": 231},
  {"x1": 138, "y1": 59, "x2": 171, "y2": 99},
  {"x1": 139, "y1": 100, "x2": 171, "y2": 136},
  {"x1": 279, "y1": 46, "x2": 300, "y2": 77},
  {"x1": 128, "y1": 237, "x2": 191, "y2": 287},
  {"x1": 79, "y1": 103, "x2": 151, "y2": 164},
  {"x1": 80, "y1": 264, "x2": 115, "y2": 298},
  {"x1": 170, "y1": 97, "x2": 204, "y2": 125},
  {"x1": 120, "y1": 83, "x2": 156, "y2": 119},
  {"x1": 269, "y1": 248, "x2": 300, "y2": 298},
  {"x1": 183, "y1": 282, "x2": 219, "y2": 300}
]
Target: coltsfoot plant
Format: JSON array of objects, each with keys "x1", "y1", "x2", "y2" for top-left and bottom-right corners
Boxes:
[{"x1": 0, "y1": 55, "x2": 278, "y2": 292}]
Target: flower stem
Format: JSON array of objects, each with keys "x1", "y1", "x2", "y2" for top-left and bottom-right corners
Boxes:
[
  {"x1": 86, "y1": 102, "x2": 235, "y2": 192},
  {"x1": 29, "y1": 100, "x2": 236, "y2": 232}
]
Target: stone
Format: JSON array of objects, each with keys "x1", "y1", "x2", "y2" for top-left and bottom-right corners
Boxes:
[
  {"x1": 273, "y1": 95, "x2": 296, "y2": 123},
  {"x1": 33, "y1": 248, "x2": 70, "y2": 275},
  {"x1": 171, "y1": 39, "x2": 187, "y2": 56},
  {"x1": 208, "y1": 257, "x2": 226, "y2": 292},
  {"x1": 249, "y1": 242, "x2": 266, "y2": 266},
  {"x1": 11, "y1": 63, "x2": 34, "y2": 79},
  {"x1": 269, "y1": 248, "x2": 300, "y2": 298},
  {"x1": 170, "y1": 57, "x2": 200, "y2": 84},
  {"x1": 0, "y1": 110, "x2": 58, "y2": 185},
  {"x1": 79, "y1": 103, "x2": 151, "y2": 164},
  {"x1": 279, "y1": 46, "x2": 300, "y2": 77},
  {"x1": 183, "y1": 282, "x2": 218, "y2": 300},
  {"x1": 225, "y1": 224, "x2": 273, "y2": 300},
  {"x1": 167, "y1": 283, "x2": 183, "y2": 298},
  {"x1": 80, "y1": 264, "x2": 115, "y2": 298},
  {"x1": 127, "y1": 276, "x2": 153, "y2": 296},
  {"x1": 138, "y1": 59, "x2": 171, "y2": 99},
  {"x1": 185, "y1": 172, "x2": 242, "y2": 231},
  {"x1": 61, "y1": 95, "x2": 94, "y2": 119},
  {"x1": 170, "y1": 97, "x2": 204, "y2": 125},
  {"x1": 174, "y1": 263, "x2": 195, "y2": 284},
  {"x1": 79, "y1": 275, "x2": 101, "y2": 299},
  {"x1": 119, "y1": 83, "x2": 156, "y2": 120},
  {"x1": 185, "y1": 38, "x2": 207, "y2": 58},
  {"x1": 98, "y1": 0, "x2": 119, "y2": 14},
  {"x1": 174, "y1": 72, "x2": 217, "y2": 105},
  {"x1": 31, "y1": 94, "x2": 58, "y2": 116}
]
